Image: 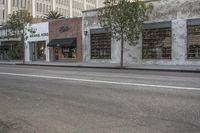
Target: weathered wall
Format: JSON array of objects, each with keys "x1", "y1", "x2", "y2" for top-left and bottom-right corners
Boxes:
[
  {"x1": 149, "y1": 0, "x2": 200, "y2": 21},
  {"x1": 82, "y1": 0, "x2": 200, "y2": 66}
]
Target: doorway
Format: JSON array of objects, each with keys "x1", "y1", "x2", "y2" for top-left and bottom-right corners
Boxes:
[{"x1": 29, "y1": 41, "x2": 46, "y2": 61}]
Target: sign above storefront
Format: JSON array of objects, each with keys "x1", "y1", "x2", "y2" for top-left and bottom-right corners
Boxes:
[
  {"x1": 30, "y1": 33, "x2": 49, "y2": 38},
  {"x1": 59, "y1": 26, "x2": 69, "y2": 33}
]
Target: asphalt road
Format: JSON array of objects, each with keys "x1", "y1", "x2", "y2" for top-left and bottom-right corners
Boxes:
[{"x1": 0, "y1": 64, "x2": 200, "y2": 133}]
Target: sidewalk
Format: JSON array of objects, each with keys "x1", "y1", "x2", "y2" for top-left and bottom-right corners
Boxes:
[
  {"x1": 0, "y1": 60, "x2": 23, "y2": 65},
  {"x1": 20, "y1": 61, "x2": 200, "y2": 72},
  {"x1": 0, "y1": 61, "x2": 200, "y2": 72}
]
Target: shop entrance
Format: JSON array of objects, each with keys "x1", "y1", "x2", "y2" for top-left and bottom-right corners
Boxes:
[
  {"x1": 29, "y1": 41, "x2": 46, "y2": 61},
  {"x1": 48, "y1": 38, "x2": 77, "y2": 61}
]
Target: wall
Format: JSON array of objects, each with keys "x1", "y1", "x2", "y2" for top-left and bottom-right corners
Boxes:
[
  {"x1": 49, "y1": 17, "x2": 82, "y2": 62},
  {"x1": 82, "y1": 0, "x2": 200, "y2": 66},
  {"x1": 25, "y1": 22, "x2": 49, "y2": 62}
]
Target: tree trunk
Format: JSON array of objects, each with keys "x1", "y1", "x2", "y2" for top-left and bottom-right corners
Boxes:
[
  {"x1": 120, "y1": 33, "x2": 124, "y2": 68},
  {"x1": 22, "y1": 29, "x2": 25, "y2": 64}
]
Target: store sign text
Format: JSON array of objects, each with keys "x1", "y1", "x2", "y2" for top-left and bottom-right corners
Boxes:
[{"x1": 30, "y1": 33, "x2": 49, "y2": 38}]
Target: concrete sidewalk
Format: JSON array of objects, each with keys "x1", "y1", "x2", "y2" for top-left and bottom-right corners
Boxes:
[
  {"x1": 0, "y1": 61, "x2": 200, "y2": 72},
  {"x1": 0, "y1": 60, "x2": 23, "y2": 65},
  {"x1": 14, "y1": 61, "x2": 200, "y2": 72}
]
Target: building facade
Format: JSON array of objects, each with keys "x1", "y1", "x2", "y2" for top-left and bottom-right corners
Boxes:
[
  {"x1": 0, "y1": 26, "x2": 20, "y2": 60},
  {"x1": 25, "y1": 22, "x2": 49, "y2": 62},
  {"x1": 0, "y1": 0, "x2": 104, "y2": 25},
  {"x1": 82, "y1": 0, "x2": 200, "y2": 66},
  {"x1": 48, "y1": 18, "x2": 82, "y2": 62},
  {"x1": 25, "y1": 17, "x2": 82, "y2": 63}
]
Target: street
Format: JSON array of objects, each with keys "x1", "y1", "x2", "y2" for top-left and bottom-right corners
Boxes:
[{"x1": 0, "y1": 64, "x2": 200, "y2": 133}]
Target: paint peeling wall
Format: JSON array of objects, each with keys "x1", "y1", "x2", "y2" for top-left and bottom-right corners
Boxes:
[{"x1": 82, "y1": 0, "x2": 200, "y2": 65}]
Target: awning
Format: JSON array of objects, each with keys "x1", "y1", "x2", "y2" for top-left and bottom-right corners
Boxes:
[{"x1": 48, "y1": 38, "x2": 76, "y2": 47}]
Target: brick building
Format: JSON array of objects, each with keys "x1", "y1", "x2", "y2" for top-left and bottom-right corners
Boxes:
[
  {"x1": 25, "y1": 17, "x2": 82, "y2": 62},
  {"x1": 48, "y1": 17, "x2": 82, "y2": 62}
]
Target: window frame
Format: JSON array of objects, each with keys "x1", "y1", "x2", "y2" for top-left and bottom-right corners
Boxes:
[
  {"x1": 187, "y1": 18, "x2": 200, "y2": 60},
  {"x1": 142, "y1": 21, "x2": 172, "y2": 60},
  {"x1": 90, "y1": 28, "x2": 111, "y2": 60}
]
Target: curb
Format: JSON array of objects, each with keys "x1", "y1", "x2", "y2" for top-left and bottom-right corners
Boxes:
[{"x1": 14, "y1": 63, "x2": 200, "y2": 73}]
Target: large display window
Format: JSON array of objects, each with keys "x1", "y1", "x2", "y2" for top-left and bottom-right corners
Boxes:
[
  {"x1": 91, "y1": 32, "x2": 111, "y2": 59},
  {"x1": 142, "y1": 22, "x2": 172, "y2": 59},
  {"x1": 188, "y1": 25, "x2": 200, "y2": 59},
  {"x1": 29, "y1": 41, "x2": 46, "y2": 61}
]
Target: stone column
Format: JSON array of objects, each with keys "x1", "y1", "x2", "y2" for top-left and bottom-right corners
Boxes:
[
  {"x1": 172, "y1": 19, "x2": 187, "y2": 65},
  {"x1": 7, "y1": 0, "x2": 11, "y2": 15},
  {"x1": 32, "y1": 0, "x2": 36, "y2": 17}
]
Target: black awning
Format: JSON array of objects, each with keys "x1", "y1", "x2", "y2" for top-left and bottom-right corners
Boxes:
[{"x1": 48, "y1": 38, "x2": 76, "y2": 47}]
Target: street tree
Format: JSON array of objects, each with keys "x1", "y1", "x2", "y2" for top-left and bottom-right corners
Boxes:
[
  {"x1": 6, "y1": 10, "x2": 32, "y2": 60},
  {"x1": 44, "y1": 11, "x2": 65, "y2": 20},
  {"x1": 98, "y1": 0, "x2": 153, "y2": 67}
]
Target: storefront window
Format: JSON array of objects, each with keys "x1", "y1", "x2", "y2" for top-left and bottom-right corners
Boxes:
[
  {"x1": 91, "y1": 33, "x2": 111, "y2": 59},
  {"x1": 36, "y1": 41, "x2": 46, "y2": 60},
  {"x1": 29, "y1": 41, "x2": 46, "y2": 61},
  {"x1": 142, "y1": 27, "x2": 171, "y2": 59},
  {"x1": 62, "y1": 47, "x2": 76, "y2": 58},
  {"x1": 188, "y1": 25, "x2": 200, "y2": 59}
]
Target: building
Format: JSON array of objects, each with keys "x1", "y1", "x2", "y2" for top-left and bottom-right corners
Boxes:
[
  {"x1": 48, "y1": 18, "x2": 82, "y2": 62},
  {"x1": 82, "y1": 0, "x2": 200, "y2": 66},
  {"x1": 25, "y1": 22, "x2": 50, "y2": 62},
  {"x1": 0, "y1": 0, "x2": 104, "y2": 25},
  {"x1": 0, "y1": 26, "x2": 20, "y2": 60},
  {"x1": 25, "y1": 17, "x2": 82, "y2": 62}
]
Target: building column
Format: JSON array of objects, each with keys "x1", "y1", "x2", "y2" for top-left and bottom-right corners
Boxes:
[
  {"x1": 84, "y1": 0, "x2": 86, "y2": 10},
  {"x1": 53, "y1": 0, "x2": 56, "y2": 11},
  {"x1": 7, "y1": 0, "x2": 11, "y2": 15},
  {"x1": 172, "y1": 19, "x2": 187, "y2": 65},
  {"x1": 32, "y1": 0, "x2": 36, "y2": 17},
  {"x1": 70, "y1": 0, "x2": 72, "y2": 17},
  {"x1": 96, "y1": 0, "x2": 98, "y2": 8}
]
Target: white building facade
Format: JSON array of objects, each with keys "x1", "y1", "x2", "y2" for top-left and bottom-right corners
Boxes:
[
  {"x1": 25, "y1": 22, "x2": 49, "y2": 62},
  {"x1": 0, "y1": 0, "x2": 104, "y2": 25}
]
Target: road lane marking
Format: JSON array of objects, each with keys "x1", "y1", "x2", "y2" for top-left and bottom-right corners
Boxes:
[{"x1": 0, "y1": 72, "x2": 199, "y2": 91}]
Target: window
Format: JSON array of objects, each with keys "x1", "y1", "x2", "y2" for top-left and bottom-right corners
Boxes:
[
  {"x1": 90, "y1": 29, "x2": 111, "y2": 59},
  {"x1": 43, "y1": 4, "x2": 45, "y2": 13},
  {"x1": 24, "y1": 0, "x2": 26, "y2": 8},
  {"x1": 27, "y1": 0, "x2": 30, "y2": 9},
  {"x1": 40, "y1": 3, "x2": 42, "y2": 12},
  {"x1": 142, "y1": 22, "x2": 172, "y2": 59},
  {"x1": 49, "y1": 5, "x2": 51, "y2": 11},
  {"x1": 36, "y1": 3, "x2": 39, "y2": 11},
  {"x1": 62, "y1": 47, "x2": 76, "y2": 58},
  {"x1": 21, "y1": 0, "x2": 23, "y2": 8},
  {"x1": 187, "y1": 19, "x2": 200, "y2": 59},
  {"x1": 17, "y1": 0, "x2": 19, "y2": 7},
  {"x1": 13, "y1": 0, "x2": 15, "y2": 6},
  {"x1": 2, "y1": 9, "x2": 5, "y2": 19},
  {"x1": 46, "y1": 5, "x2": 48, "y2": 13}
]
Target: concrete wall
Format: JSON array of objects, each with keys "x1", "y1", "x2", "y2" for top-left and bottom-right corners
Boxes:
[{"x1": 82, "y1": 0, "x2": 200, "y2": 66}]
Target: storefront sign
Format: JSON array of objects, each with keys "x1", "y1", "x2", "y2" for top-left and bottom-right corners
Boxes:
[
  {"x1": 59, "y1": 26, "x2": 69, "y2": 33},
  {"x1": 30, "y1": 33, "x2": 49, "y2": 38}
]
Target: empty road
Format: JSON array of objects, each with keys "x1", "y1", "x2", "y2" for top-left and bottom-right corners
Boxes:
[{"x1": 0, "y1": 64, "x2": 200, "y2": 133}]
